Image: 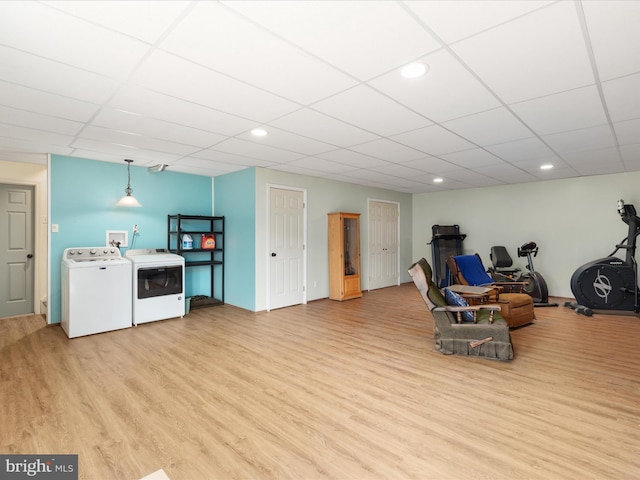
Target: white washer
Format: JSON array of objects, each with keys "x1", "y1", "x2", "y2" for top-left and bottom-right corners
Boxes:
[
  {"x1": 125, "y1": 249, "x2": 185, "y2": 325},
  {"x1": 61, "y1": 247, "x2": 132, "y2": 338}
]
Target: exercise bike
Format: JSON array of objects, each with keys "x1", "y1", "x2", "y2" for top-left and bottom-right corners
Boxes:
[
  {"x1": 488, "y1": 242, "x2": 557, "y2": 307},
  {"x1": 570, "y1": 199, "x2": 640, "y2": 315},
  {"x1": 517, "y1": 242, "x2": 558, "y2": 307}
]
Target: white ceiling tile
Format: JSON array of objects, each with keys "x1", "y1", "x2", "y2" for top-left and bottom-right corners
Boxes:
[
  {"x1": 190, "y1": 148, "x2": 266, "y2": 167},
  {"x1": 67, "y1": 150, "x2": 137, "y2": 165},
  {"x1": 109, "y1": 86, "x2": 257, "y2": 137},
  {"x1": 561, "y1": 146, "x2": 623, "y2": 168},
  {"x1": 91, "y1": 109, "x2": 227, "y2": 149},
  {"x1": 0, "y1": 106, "x2": 83, "y2": 136},
  {"x1": 571, "y1": 159, "x2": 625, "y2": 176},
  {"x1": 0, "y1": 0, "x2": 637, "y2": 194},
  {"x1": 477, "y1": 163, "x2": 538, "y2": 183},
  {"x1": 342, "y1": 168, "x2": 397, "y2": 183},
  {"x1": 0, "y1": 2, "x2": 150, "y2": 79},
  {"x1": 368, "y1": 163, "x2": 428, "y2": 178},
  {"x1": 284, "y1": 156, "x2": 357, "y2": 174},
  {"x1": 370, "y1": 176, "x2": 430, "y2": 190},
  {"x1": 399, "y1": 156, "x2": 461, "y2": 174},
  {"x1": 436, "y1": 168, "x2": 500, "y2": 185},
  {"x1": 509, "y1": 157, "x2": 570, "y2": 174},
  {"x1": 452, "y1": 1, "x2": 594, "y2": 103},
  {"x1": 614, "y1": 119, "x2": 640, "y2": 146},
  {"x1": 602, "y1": 73, "x2": 640, "y2": 123},
  {"x1": 77, "y1": 126, "x2": 202, "y2": 156},
  {"x1": 315, "y1": 149, "x2": 390, "y2": 169},
  {"x1": 349, "y1": 138, "x2": 426, "y2": 162},
  {"x1": 42, "y1": 0, "x2": 189, "y2": 44},
  {"x1": 0, "y1": 123, "x2": 73, "y2": 145},
  {"x1": 164, "y1": 164, "x2": 219, "y2": 177},
  {"x1": 529, "y1": 166, "x2": 580, "y2": 181},
  {"x1": 234, "y1": 127, "x2": 336, "y2": 156},
  {"x1": 438, "y1": 148, "x2": 506, "y2": 169},
  {"x1": 510, "y1": 86, "x2": 607, "y2": 135},
  {"x1": 322, "y1": 173, "x2": 391, "y2": 191},
  {"x1": 269, "y1": 108, "x2": 379, "y2": 147},
  {"x1": 0, "y1": 81, "x2": 99, "y2": 122},
  {"x1": 451, "y1": 174, "x2": 504, "y2": 188},
  {"x1": 160, "y1": 2, "x2": 357, "y2": 105},
  {"x1": 0, "y1": 45, "x2": 119, "y2": 104},
  {"x1": 543, "y1": 125, "x2": 616, "y2": 153},
  {"x1": 0, "y1": 136, "x2": 72, "y2": 156},
  {"x1": 69, "y1": 139, "x2": 183, "y2": 164},
  {"x1": 370, "y1": 49, "x2": 500, "y2": 123},
  {"x1": 130, "y1": 50, "x2": 300, "y2": 123},
  {"x1": 405, "y1": 0, "x2": 554, "y2": 44},
  {"x1": 0, "y1": 151, "x2": 48, "y2": 164},
  {"x1": 443, "y1": 107, "x2": 533, "y2": 146},
  {"x1": 176, "y1": 157, "x2": 247, "y2": 174},
  {"x1": 223, "y1": 0, "x2": 442, "y2": 80},
  {"x1": 392, "y1": 124, "x2": 476, "y2": 155},
  {"x1": 620, "y1": 144, "x2": 640, "y2": 166},
  {"x1": 210, "y1": 138, "x2": 303, "y2": 164},
  {"x1": 485, "y1": 137, "x2": 557, "y2": 162},
  {"x1": 582, "y1": 0, "x2": 640, "y2": 81},
  {"x1": 430, "y1": 180, "x2": 476, "y2": 191},
  {"x1": 268, "y1": 163, "x2": 320, "y2": 177},
  {"x1": 622, "y1": 160, "x2": 640, "y2": 173},
  {"x1": 312, "y1": 85, "x2": 431, "y2": 136}
]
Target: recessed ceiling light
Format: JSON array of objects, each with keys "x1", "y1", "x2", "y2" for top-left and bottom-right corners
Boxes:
[
  {"x1": 433, "y1": 177, "x2": 443, "y2": 183},
  {"x1": 251, "y1": 128, "x2": 267, "y2": 137},
  {"x1": 401, "y1": 62, "x2": 429, "y2": 79},
  {"x1": 540, "y1": 164, "x2": 554, "y2": 170}
]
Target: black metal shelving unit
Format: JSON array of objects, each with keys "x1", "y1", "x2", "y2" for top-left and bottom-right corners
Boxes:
[{"x1": 168, "y1": 214, "x2": 224, "y2": 309}]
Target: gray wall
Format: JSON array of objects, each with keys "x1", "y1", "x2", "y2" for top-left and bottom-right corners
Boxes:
[{"x1": 412, "y1": 171, "x2": 640, "y2": 298}]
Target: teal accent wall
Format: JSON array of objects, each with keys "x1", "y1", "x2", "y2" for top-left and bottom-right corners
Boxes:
[
  {"x1": 213, "y1": 167, "x2": 256, "y2": 311},
  {"x1": 50, "y1": 155, "x2": 212, "y2": 324}
]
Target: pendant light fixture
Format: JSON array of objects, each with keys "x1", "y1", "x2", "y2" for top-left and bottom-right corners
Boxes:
[{"x1": 116, "y1": 159, "x2": 141, "y2": 207}]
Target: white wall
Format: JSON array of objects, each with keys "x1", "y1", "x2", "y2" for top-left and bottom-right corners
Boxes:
[
  {"x1": 255, "y1": 168, "x2": 413, "y2": 312},
  {"x1": 412, "y1": 171, "x2": 640, "y2": 298},
  {"x1": 0, "y1": 158, "x2": 48, "y2": 315}
]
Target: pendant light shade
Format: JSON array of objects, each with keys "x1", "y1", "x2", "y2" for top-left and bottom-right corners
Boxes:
[{"x1": 116, "y1": 159, "x2": 141, "y2": 207}]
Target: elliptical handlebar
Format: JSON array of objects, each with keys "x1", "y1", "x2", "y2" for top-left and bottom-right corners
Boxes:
[{"x1": 616, "y1": 199, "x2": 640, "y2": 265}]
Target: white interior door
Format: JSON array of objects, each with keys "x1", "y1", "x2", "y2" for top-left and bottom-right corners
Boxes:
[
  {"x1": 368, "y1": 200, "x2": 399, "y2": 290},
  {"x1": 0, "y1": 184, "x2": 34, "y2": 318},
  {"x1": 269, "y1": 187, "x2": 305, "y2": 310}
]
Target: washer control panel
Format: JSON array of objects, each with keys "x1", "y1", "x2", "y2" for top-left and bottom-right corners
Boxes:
[{"x1": 63, "y1": 247, "x2": 122, "y2": 260}]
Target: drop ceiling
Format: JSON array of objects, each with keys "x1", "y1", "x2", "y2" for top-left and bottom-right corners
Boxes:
[{"x1": 1, "y1": 0, "x2": 639, "y2": 193}]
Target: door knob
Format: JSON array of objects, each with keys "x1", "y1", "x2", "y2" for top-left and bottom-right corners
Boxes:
[
  {"x1": 27, "y1": 254, "x2": 33, "y2": 259},
  {"x1": 271, "y1": 252, "x2": 277, "y2": 257}
]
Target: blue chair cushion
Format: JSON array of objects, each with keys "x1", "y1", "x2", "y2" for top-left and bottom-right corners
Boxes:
[
  {"x1": 443, "y1": 288, "x2": 475, "y2": 323},
  {"x1": 453, "y1": 255, "x2": 494, "y2": 286}
]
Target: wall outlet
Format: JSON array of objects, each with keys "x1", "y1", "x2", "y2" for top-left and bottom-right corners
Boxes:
[{"x1": 133, "y1": 224, "x2": 139, "y2": 234}]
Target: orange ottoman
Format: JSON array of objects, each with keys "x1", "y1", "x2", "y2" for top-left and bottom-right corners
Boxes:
[{"x1": 497, "y1": 293, "x2": 534, "y2": 327}]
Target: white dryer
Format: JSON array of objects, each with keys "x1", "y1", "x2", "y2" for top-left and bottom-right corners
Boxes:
[
  {"x1": 125, "y1": 249, "x2": 185, "y2": 325},
  {"x1": 61, "y1": 247, "x2": 132, "y2": 338}
]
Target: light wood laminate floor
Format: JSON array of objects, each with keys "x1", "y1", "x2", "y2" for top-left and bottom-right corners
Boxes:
[{"x1": 1, "y1": 284, "x2": 639, "y2": 479}]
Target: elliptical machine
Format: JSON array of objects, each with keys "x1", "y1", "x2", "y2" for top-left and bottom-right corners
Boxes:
[
  {"x1": 517, "y1": 242, "x2": 558, "y2": 307},
  {"x1": 570, "y1": 199, "x2": 640, "y2": 314}
]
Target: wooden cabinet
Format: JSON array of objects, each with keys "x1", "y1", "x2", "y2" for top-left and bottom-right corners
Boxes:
[{"x1": 328, "y1": 212, "x2": 362, "y2": 301}]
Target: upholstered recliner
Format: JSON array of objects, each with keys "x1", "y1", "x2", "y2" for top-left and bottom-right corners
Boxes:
[
  {"x1": 408, "y1": 258, "x2": 514, "y2": 361},
  {"x1": 446, "y1": 254, "x2": 534, "y2": 328}
]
